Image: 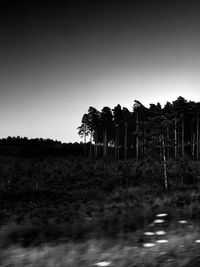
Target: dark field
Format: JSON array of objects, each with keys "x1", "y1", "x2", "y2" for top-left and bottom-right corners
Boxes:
[{"x1": 0, "y1": 155, "x2": 200, "y2": 266}]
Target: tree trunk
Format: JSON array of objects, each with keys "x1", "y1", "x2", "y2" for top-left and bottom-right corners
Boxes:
[
  {"x1": 142, "y1": 129, "x2": 145, "y2": 158},
  {"x1": 197, "y1": 112, "x2": 199, "y2": 160},
  {"x1": 182, "y1": 113, "x2": 184, "y2": 159},
  {"x1": 167, "y1": 127, "x2": 170, "y2": 158},
  {"x1": 89, "y1": 132, "x2": 92, "y2": 158},
  {"x1": 136, "y1": 112, "x2": 139, "y2": 160},
  {"x1": 117, "y1": 126, "x2": 120, "y2": 159},
  {"x1": 103, "y1": 127, "x2": 107, "y2": 156},
  {"x1": 124, "y1": 122, "x2": 128, "y2": 159},
  {"x1": 192, "y1": 132, "x2": 195, "y2": 157},
  {"x1": 175, "y1": 117, "x2": 178, "y2": 159},
  {"x1": 115, "y1": 126, "x2": 119, "y2": 160},
  {"x1": 94, "y1": 130, "x2": 98, "y2": 158},
  {"x1": 144, "y1": 128, "x2": 147, "y2": 157},
  {"x1": 84, "y1": 124, "x2": 87, "y2": 157},
  {"x1": 162, "y1": 134, "x2": 168, "y2": 190},
  {"x1": 191, "y1": 122, "x2": 194, "y2": 156}
]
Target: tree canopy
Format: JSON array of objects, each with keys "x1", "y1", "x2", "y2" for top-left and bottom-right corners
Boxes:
[{"x1": 78, "y1": 97, "x2": 200, "y2": 160}]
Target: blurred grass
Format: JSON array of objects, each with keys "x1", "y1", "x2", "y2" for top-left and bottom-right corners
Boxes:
[
  {"x1": 0, "y1": 184, "x2": 200, "y2": 265},
  {"x1": 1, "y1": 187, "x2": 200, "y2": 246},
  {"x1": 0, "y1": 226, "x2": 200, "y2": 267},
  {"x1": 0, "y1": 206, "x2": 200, "y2": 266}
]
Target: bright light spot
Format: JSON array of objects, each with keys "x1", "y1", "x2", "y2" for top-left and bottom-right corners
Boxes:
[
  {"x1": 94, "y1": 262, "x2": 111, "y2": 266},
  {"x1": 144, "y1": 232, "x2": 155, "y2": 236},
  {"x1": 195, "y1": 240, "x2": 200, "y2": 243},
  {"x1": 154, "y1": 219, "x2": 165, "y2": 223},
  {"x1": 178, "y1": 220, "x2": 187, "y2": 224},
  {"x1": 155, "y1": 231, "x2": 166, "y2": 235},
  {"x1": 143, "y1": 243, "x2": 156, "y2": 248},
  {"x1": 156, "y1": 240, "x2": 168, "y2": 244},
  {"x1": 156, "y1": 213, "x2": 168, "y2": 217},
  {"x1": 159, "y1": 251, "x2": 166, "y2": 255}
]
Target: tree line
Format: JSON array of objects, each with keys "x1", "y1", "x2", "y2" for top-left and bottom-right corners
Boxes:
[
  {"x1": 78, "y1": 96, "x2": 200, "y2": 161},
  {"x1": 0, "y1": 136, "x2": 85, "y2": 158}
]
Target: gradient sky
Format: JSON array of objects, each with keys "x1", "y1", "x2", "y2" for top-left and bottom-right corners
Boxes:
[{"x1": 1, "y1": 0, "x2": 200, "y2": 143}]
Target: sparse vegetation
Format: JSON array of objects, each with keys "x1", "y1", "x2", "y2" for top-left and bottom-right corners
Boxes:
[{"x1": 0, "y1": 152, "x2": 200, "y2": 265}]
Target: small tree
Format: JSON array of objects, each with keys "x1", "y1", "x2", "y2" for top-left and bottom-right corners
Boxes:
[{"x1": 78, "y1": 113, "x2": 90, "y2": 157}]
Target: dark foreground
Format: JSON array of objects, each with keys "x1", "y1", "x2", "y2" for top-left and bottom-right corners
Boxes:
[
  {"x1": 0, "y1": 186, "x2": 200, "y2": 266},
  {"x1": 1, "y1": 155, "x2": 200, "y2": 266}
]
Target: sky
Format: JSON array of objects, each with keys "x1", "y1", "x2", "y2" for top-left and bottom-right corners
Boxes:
[{"x1": 1, "y1": 0, "x2": 200, "y2": 143}]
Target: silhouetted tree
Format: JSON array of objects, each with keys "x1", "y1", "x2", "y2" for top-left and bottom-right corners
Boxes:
[
  {"x1": 79, "y1": 96, "x2": 200, "y2": 162},
  {"x1": 122, "y1": 107, "x2": 131, "y2": 159},
  {"x1": 113, "y1": 104, "x2": 123, "y2": 159},
  {"x1": 173, "y1": 97, "x2": 188, "y2": 159},
  {"x1": 87, "y1": 107, "x2": 101, "y2": 158},
  {"x1": 78, "y1": 113, "x2": 90, "y2": 157},
  {"x1": 133, "y1": 100, "x2": 147, "y2": 160},
  {"x1": 101, "y1": 107, "x2": 113, "y2": 157}
]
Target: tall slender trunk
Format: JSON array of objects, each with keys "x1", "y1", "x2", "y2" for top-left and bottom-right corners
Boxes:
[
  {"x1": 117, "y1": 126, "x2": 120, "y2": 159},
  {"x1": 182, "y1": 113, "x2": 184, "y2": 159},
  {"x1": 192, "y1": 132, "x2": 195, "y2": 157},
  {"x1": 162, "y1": 134, "x2": 168, "y2": 190},
  {"x1": 160, "y1": 134, "x2": 162, "y2": 161},
  {"x1": 89, "y1": 132, "x2": 92, "y2": 158},
  {"x1": 84, "y1": 123, "x2": 87, "y2": 157},
  {"x1": 136, "y1": 112, "x2": 139, "y2": 160},
  {"x1": 197, "y1": 112, "x2": 199, "y2": 160},
  {"x1": 142, "y1": 129, "x2": 144, "y2": 158},
  {"x1": 167, "y1": 127, "x2": 170, "y2": 158},
  {"x1": 175, "y1": 117, "x2": 178, "y2": 159},
  {"x1": 191, "y1": 122, "x2": 194, "y2": 156},
  {"x1": 115, "y1": 126, "x2": 119, "y2": 160},
  {"x1": 143, "y1": 128, "x2": 147, "y2": 157},
  {"x1": 124, "y1": 122, "x2": 128, "y2": 159},
  {"x1": 94, "y1": 130, "x2": 98, "y2": 158},
  {"x1": 103, "y1": 127, "x2": 107, "y2": 156}
]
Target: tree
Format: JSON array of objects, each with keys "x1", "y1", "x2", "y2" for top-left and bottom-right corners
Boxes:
[
  {"x1": 122, "y1": 107, "x2": 131, "y2": 159},
  {"x1": 147, "y1": 114, "x2": 170, "y2": 189},
  {"x1": 79, "y1": 96, "x2": 200, "y2": 162},
  {"x1": 163, "y1": 101, "x2": 173, "y2": 158},
  {"x1": 113, "y1": 104, "x2": 123, "y2": 159},
  {"x1": 172, "y1": 97, "x2": 188, "y2": 159},
  {"x1": 87, "y1": 107, "x2": 101, "y2": 158},
  {"x1": 195, "y1": 102, "x2": 200, "y2": 160},
  {"x1": 133, "y1": 100, "x2": 147, "y2": 160},
  {"x1": 100, "y1": 107, "x2": 113, "y2": 157},
  {"x1": 78, "y1": 113, "x2": 90, "y2": 157}
]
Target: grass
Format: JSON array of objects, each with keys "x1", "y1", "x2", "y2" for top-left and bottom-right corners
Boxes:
[
  {"x1": 0, "y1": 176, "x2": 200, "y2": 266},
  {"x1": 1, "y1": 225, "x2": 200, "y2": 267},
  {"x1": 0, "y1": 204, "x2": 200, "y2": 266},
  {"x1": 2, "y1": 154, "x2": 200, "y2": 266}
]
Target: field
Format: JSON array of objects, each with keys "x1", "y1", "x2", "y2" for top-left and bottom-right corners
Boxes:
[{"x1": 0, "y1": 155, "x2": 200, "y2": 266}]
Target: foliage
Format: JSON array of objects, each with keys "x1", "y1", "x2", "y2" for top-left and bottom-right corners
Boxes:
[{"x1": 79, "y1": 96, "x2": 200, "y2": 161}]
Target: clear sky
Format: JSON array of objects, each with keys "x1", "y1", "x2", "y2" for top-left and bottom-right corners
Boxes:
[{"x1": 1, "y1": 0, "x2": 200, "y2": 143}]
